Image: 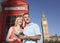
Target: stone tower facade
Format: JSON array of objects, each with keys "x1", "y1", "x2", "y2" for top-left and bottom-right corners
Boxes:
[{"x1": 41, "y1": 12, "x2": 50, "y2": 41}]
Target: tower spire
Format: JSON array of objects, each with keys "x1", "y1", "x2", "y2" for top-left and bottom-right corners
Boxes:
[{"x1": 42, "y1": 12, "x2": 46, "y2": 18}]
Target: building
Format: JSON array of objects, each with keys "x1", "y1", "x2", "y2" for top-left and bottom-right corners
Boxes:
[
  {"x1": 50, "y1": 34, "x2": 60, "y2": 41},
  {"x1": 41, "y1": 12, "x2": 60, "y2": 42},
  {"x1": 41, "y1": 12, "x2": 50, "y2": 41}
]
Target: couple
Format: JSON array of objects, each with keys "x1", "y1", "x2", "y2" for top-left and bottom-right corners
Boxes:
[{"x1": 6, "y1": 13, "x2": 41, "y2": 43}]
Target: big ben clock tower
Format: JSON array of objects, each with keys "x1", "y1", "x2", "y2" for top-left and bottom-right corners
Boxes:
[{"x1": 41, "y1": 12, "x2": 50, "y2": 41}]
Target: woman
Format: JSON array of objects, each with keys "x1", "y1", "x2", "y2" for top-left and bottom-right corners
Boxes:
[{"x1": 6, "y1": 16, "x2": 23, "y2": 43}]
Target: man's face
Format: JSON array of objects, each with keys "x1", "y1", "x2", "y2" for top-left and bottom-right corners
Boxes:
[{"x1": 23, "y1": 14, "x2": 30, "y2": 23}]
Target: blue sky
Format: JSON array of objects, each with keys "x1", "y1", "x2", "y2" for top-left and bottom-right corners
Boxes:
[
  {"x1": 27, "y1": 0, "x2": 60, "y2": 43},
  {"x1": 27, "y1": 0, "x2": 60, "y2": 36}
]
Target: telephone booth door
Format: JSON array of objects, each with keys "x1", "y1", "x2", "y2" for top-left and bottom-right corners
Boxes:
[{"x1": 3, "y1": 15, "x2": 20, "y2": 43}]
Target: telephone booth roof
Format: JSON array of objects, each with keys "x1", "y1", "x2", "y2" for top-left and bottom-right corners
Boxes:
[{"x1": 2, "y1": 0, "x2": 28, "y2": 7}]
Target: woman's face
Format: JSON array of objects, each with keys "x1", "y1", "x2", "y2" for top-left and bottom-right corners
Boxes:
[{"x1": 17, "y1": 17, "x2": 23, "y2": 25}]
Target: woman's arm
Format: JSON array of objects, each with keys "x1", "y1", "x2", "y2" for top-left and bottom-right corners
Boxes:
[{"x1": 6, "y1": 27, "x2": 17, "y2": 42}]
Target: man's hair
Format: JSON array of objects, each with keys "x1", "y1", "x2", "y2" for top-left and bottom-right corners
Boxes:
[{"x1": 23, "y1": 13, "x2": 29, "y2": 16}]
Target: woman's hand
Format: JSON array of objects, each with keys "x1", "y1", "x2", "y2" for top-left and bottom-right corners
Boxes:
[{"x1": 12, "y1": 37, "x2": 17, "y2": 41}]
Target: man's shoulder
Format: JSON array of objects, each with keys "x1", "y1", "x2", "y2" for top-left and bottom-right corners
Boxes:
[{"x1": 30, "y1": 22, "x2": 39, "y2": 27}]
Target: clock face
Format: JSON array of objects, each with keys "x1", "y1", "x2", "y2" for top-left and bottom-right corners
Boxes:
[{"x1": 43, "y1": 21, "x2": 47, "y2": 24}]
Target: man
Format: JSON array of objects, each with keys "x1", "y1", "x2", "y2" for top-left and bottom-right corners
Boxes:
[{"x1": 20, "y1": 13, "x2": 41, "y2": 43}]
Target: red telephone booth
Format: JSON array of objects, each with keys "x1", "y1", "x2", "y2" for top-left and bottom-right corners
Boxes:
[{"x1": 1, "y1": 0, "x2": 29, "y2": 43}]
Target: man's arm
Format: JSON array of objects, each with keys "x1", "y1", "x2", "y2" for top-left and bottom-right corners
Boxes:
[
  {"x1": 19, "y1": 35, "x2": 41, "y2": 40},
  {"x1": 27, "y1": 35, "x2": 41, "y2": 40}
]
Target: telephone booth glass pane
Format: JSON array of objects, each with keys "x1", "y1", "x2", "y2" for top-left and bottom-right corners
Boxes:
[
  {"x1": 6, "y1": 16, "x2": 11, "y2": 23},
  {"x1": 11, "y1": 16, "x2": 16, "y2": 22}
]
